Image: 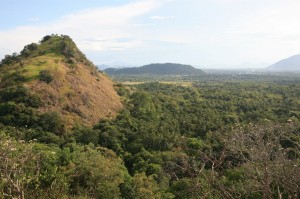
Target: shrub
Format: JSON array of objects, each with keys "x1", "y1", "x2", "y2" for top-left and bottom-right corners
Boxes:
[
  {"x1": 39, "y1": 70, "x2": 54, "y2": 83},
  {"x1": 38, "y1": 112, "x2": 65, "y2": 135},
  {"x1": 41, "y1": 35, "x2": 52, "y2": 43},
  {"x1": 20, "y1": 43, "x2": 38, "y2": 57}
]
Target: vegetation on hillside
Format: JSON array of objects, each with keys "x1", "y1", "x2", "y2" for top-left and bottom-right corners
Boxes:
[
  {"x1": 0, "y1": 34, "x2": 96, "y2": 84},
  {"x1": 1, "y1": 76, "x2": 300, "y2": 198}
]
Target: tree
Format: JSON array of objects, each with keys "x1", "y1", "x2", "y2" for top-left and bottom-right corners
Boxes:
[
  {"x1": 68, "y1": 146, "x2": 128, "y2": 199},
  {"x1": 226, "y1": 124, "x2": 300, "y2": 198},
  {"x1": 132, "y1": 173, "x2": 162, "y2": 199},
  {"x1": 0, "y1": 137, "x2": 38, "y2": 199},
  {"x1": 38, "y1": 112, "x2": 65, "y2": 134},
  {"x1": 20, "y1": 43, "x2": 38, "y2": 57},
  {"x1": 169, "y1": 124, "x2": 300, "y2": 199},
  {"x1": 73, "y1": 125, "x2": 99, "y2": 145},
  {"x1": 40, "y1": 35, "x2": 51, "y2": 43}
]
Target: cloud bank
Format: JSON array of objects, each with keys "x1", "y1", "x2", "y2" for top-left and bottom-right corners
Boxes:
[
  {"x1": 1, "y1": 0, "x2": 300, "y2": 67},
  {"x1": 0, "y1": 0, "x2": 170, "y2": 58},
  {"x1": 150, "y1": 16, "x2": 174, "y2": 20}
]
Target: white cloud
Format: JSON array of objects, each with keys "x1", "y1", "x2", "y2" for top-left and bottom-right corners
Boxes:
[
  {"x1": 80, "y1": 38, "x2": 144, "y2": 51},
  {"x1": 129, "y1": 23, "x2": 156, "y2": 27},
  {"x1": 221, "y1": 1, "x2": 300, "y2": 62},
  {"x1": 0, "y1": 0, "x2": 171, "y2": 57},
  {"x1": 150, "y1": 15, "x2": 174, "y2": 20}
]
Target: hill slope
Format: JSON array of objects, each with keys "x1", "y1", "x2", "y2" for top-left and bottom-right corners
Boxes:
[
  {"x1": 104, "y1": 63, "x2": 205, "y2": 75},
  {"x1": 0, "y1": 34, "x2": 122, "y2": 127},
  {"x1": 267, "y1": 54, "x2": 300, "y2": 71}
]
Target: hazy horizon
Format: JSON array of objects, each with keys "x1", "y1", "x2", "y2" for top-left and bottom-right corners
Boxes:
[
  {"x1": 1, "y1": 0, "x2": 300, "y2": 69},
  {"x1": 98, "y1": 60, "x2": 270, "y2": 69}
]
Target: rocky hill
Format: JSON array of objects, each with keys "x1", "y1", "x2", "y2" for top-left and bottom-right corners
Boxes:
[{"x1": 0, "y1": 34, "x2": 122, "y2": 128}]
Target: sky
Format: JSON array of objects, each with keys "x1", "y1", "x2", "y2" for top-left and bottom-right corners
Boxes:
[{"x1": 1, "y1": 0, "x2": 300, "y2": 69}]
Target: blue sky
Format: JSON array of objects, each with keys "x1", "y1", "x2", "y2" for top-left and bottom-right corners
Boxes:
[{"x1": 1, "y1": 0, "x2": 300, "y2": 68}]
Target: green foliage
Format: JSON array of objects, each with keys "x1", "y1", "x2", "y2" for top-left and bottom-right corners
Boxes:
[
  {"x1": 41, "y1": 35, "x2": 52, "y2": 43},
  {"x1": 131, "y1": 173, "x2": 162, "y2": 199},
  {"x1": 0, "y1": 53, "x2": 21, "y2": 67},
  {"x1": 68, "y1": 145, "x2": 128, "y2": 198},
  {"x1": 1, "y1": 71, "x2": 27, "y2": 86},
  {"x1": 0, "y1": 132, "x2": 146, "y2": 199},
  {"x1": 0, "y1": 85, "x2": 66, "y2": 136},
  {"x1": 187, "y1": 138, "x2": 205, "y2": 150},
  {"x1": 0, "y1": 34, "x2": 96, "y2": 71},
  {"x1": 20, "y1": 43, "x2": 38, "y2": 57},
  {"x1": 38, "y1": 69, "x2": 54, "y2": 83},
  {"x1": 170, "y1": 178, "x2": 198, "y2": 199},
  {"x1": 0, "y1": 133, "x2": 68, "y2": 198},
  {"x1": 0, "y1": 101, "x2": 38, "y2": 127},
  {"x1": 60, "y1": 35, "x2": 94, "y2": 67},
  {"x1": 0, "y1": 85, "x2": 41, "y2": 107},
  {"x1": 73, "y1": 125, "x2": 99, "y2": 145},
  {"x1": 37, "y1": 112, "x2": 65, "y2": 135},
  {"x1": 0, "y1": 62, "x2": 300, "y2": 198}
]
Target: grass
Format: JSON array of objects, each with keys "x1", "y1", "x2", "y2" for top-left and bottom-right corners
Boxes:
[
  {"x1": 32, "y1": 35, "x2": 63, "y2": 57},
  {"x1": 22, "y1": 54, "x2": 63, "y2": 81}
]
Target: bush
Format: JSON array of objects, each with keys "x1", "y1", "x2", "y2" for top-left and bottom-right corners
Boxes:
[
  {"x1": 0, "y1": 54, "x2": 18, "y2": 66},
  {"x1": 38, "y1": 112, "x2": 65, "y2": 135},
  {"x1": 39, "y1": 70, "x2": 54, "y2": 83},
  {"x1": 73, "y1": 126, "x2": 99, "y2": 145},
  {"x1": 41, "y1": 35, "x2": 52, "y2": 43},
  {"x1": 20, "y1": 43, "x2": 38, "y2": 57},
  {"x1": 0, "y1": 85, "x2": 41, "y2": 108}
]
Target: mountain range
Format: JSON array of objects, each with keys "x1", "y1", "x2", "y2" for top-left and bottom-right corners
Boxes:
[
  {"x1": 104, "y1": 63, "x2": 205, "y2": 76},
  {"x1": 102, "y1": 53, "x2": 300, "y2": 73}
]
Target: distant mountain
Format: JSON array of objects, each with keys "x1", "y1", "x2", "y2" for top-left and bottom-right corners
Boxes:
[
  {"x1": 104, "y1": 63, "x2": 205, "y2": 75},
  {"x1": 267, "y1": 54, "x2": 300, "y2": 71},
  {"x1": 97, "y1": 63, "x2": 137, "y2": 70},
  {"x1": 97, "y1": 64, "x2": 111, "y2": 70}
]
